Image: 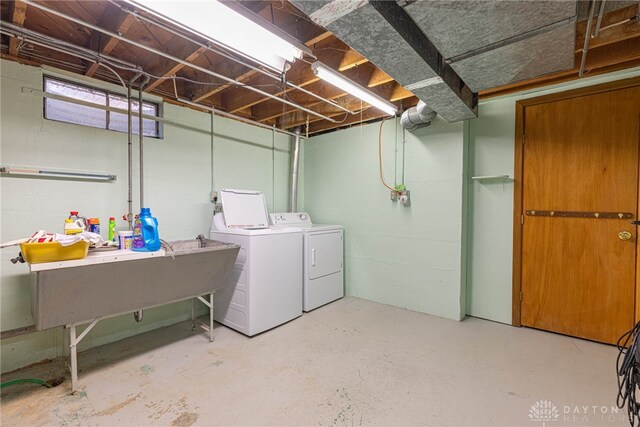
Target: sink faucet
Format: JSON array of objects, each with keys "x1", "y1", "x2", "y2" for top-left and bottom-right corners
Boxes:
[{"x1": 196, "y1": 234, "x2": 207, "y2": 248}]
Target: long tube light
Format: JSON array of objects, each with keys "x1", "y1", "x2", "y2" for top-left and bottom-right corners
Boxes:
[
  {"x1": 311, "y1": 62, "x2": 398, "y2": 116},
  {"x1": 0, "y1": 166, "x2": 116, "y2": 182},
  {"x1": 129, "y1": 0, "x2": 311, "y2": 72}
]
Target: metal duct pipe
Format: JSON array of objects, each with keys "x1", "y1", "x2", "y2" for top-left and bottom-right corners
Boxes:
[
  {"x1": 400, "y1": 101, "x2": 437, "y2": 131},
  {"x1": 289, "y1": 127, "x2": 302, "y2": 213}
]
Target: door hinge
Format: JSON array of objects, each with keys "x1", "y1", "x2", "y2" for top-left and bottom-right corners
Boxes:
[
  {"x1": 521, "y1": 134, "x2": 525, "y2": 145},
  {"x1": 519, "y1": 291, "x2": 523, "y2": 302},
  {"x1": 521, "y1": 214, "x2": 524, "y2": 225}
]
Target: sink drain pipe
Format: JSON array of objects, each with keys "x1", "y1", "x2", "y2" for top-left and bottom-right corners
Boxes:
[
  {"x1": 134, "y1": 75, "x2": 149, "y2": 324},
  {"x1": 289, "y1": 127, "x2": 302, "y2": 213}
]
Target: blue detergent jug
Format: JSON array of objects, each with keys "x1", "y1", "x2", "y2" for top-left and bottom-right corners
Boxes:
[{"x1": 132, "y1": 207, "x2": 161, "y2": 252}]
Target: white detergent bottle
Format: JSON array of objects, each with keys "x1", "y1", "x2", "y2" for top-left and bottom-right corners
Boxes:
[{"x1": 64, "y1": 219, "x2": 85, "y2": 235}]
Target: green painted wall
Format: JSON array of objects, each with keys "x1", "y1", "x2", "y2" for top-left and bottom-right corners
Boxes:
[
  {"x1": 0, "y1": 60, "x2": 299, "y2": 372},
  {"x1": 2, "y1": 56, "x2": 639, "y2": 373},
  {"x1": 304, "y1": 66, "x2": 640, "y2": 325},
  {"x1": 467, "y1": 66, "x2": 640, "y2": 324},
  {"x1": 304, "y1": 117, "x2": 468, "y2": 320}
]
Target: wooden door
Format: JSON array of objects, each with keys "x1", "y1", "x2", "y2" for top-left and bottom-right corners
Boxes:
[{"x1": 520, "y1": 85, "x2": 640, "y2": 344}]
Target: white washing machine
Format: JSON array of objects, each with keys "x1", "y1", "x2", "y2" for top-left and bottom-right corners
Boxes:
[
  {"x1": 270, "y1": 212, "x2": 344, "y2": 312},
  {"x1": 210, "y1": 190, "x2": 302, "y2": 336}
]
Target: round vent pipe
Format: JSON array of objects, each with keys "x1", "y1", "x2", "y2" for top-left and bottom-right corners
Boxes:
[
  {"x1": 401, "y1": 101, "x2": 437, "y2": 131},
  {"x1": 289, "y1": 127, "x2": 301, "y2": 212}
]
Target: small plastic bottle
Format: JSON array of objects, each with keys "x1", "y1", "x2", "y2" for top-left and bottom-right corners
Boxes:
[
  {"x1": 108, "y1": 217, "x2": 116, "y2": 242},
  {"x1": 88, "y1": 218, "x2": 100, "y2": 235}
]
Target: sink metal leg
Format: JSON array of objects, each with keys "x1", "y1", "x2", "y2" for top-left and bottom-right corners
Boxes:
[
  {"x1": 67, "y1": 318, "x2": 101, "y2": 394},
  {"x1": 191, "y1": 298, "x2": 196, "y2": 331},
  {"x1": 195, "y1": 291, "x2": 216, "y2": 342},
  {"x1": 69, "y1": 324, "x2": 78, "y2": 393},
  {"x1": 209, "y1": 292, "x2": 214, "y2": 342}
]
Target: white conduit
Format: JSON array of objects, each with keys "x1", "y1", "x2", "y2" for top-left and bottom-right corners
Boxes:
[
  {"x1": 178, "y1": 98, "x2": 307, "y2": 139},
  {"x1": 21, "y1": 0, "x2": 341, "y2": 123}
]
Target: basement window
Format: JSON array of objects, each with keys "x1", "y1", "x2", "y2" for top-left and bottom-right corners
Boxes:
[{"x1": 43, "y1": 77, "x2": 161, "y2": 138}]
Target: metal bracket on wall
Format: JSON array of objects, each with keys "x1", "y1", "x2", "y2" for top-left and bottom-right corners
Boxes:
[{"x1": 526, "y1": 210, "x2": 633, "y2": 219}]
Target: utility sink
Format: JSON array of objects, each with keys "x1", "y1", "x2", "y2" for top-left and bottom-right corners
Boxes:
[
  {"x1": 30, "y1": 238, "x2": 240, "y2": 330},
  {"x1": 167, "y1": 238, "x2": 231, "y2": 254}
]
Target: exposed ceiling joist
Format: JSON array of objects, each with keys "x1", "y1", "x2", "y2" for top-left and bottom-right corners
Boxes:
[
  {"x1": 219, "y1": 38, "x2": 367, "y2": 113},
  {"x1": 8, "y1": 0, "x2": 26, "y2": 56},
  {"x1": 2, "y1": 0, "x2": 639, "y2": 136},
  {"x1": 575, "y1": 3, "x2": 640, "y2": 50},
  {"x1": 190, "y1": 33, "x2": 332, "y2": 102},
  {"x1": 144, "y1": 45, "x2": 208, "y2": 92},
  {"x1": 367, "y1": 68, "x2": 393, "y2": 88},
  {"x1": 276, "y1": 82, "x2": 414, "y2": 130},
  {"x1": 305, "y1": 97, "x2": 419, "y2": 134},
  {"x1": 85, "y1": 3, "x2": 136, "y2": 77},
  {"x1": 253, "y1": 63, "x2": 398, "y2": 123}
]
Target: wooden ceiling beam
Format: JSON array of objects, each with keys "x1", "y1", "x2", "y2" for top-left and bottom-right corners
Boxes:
[
  {"x1": 192, "y1": 68, "x2": 258, "y2": 103},
  {"x1": 304, "y1": 97, "x2": 419, "y2": 134},
  {"x1": 253, "y1": 69, "x2": 414, "y2": 124},
  {"x1": 277, "y1": 83, "x2": 412, "y2": 130},
  {"x1": 190, "y1": 31, "x2": 334, "y2": 104},
  {"x1": 252, "y1": 64, "x2": 377, "y2": 121},
  {"x1": 8, "y1": 1, "x2": 27, "y2": 57},
  {"x1": 576, "y1": 3, "x2": 640, "y2": 51},
  {"x1": 338, "y1": 48, "x2": 368, "y2": 71},
  {"x1": 367, "y1": 67, "x2": 394, "y2": 88},
  {"x1": 221, "y1": 39, "x2": 367, "y2": 114},
  {"x1": 145, "y1": 45, "x2": 209, "y2": 93},
  {"x1": 1, "y1": 51, "x2": 40, "y2": 68},
  {"x1": 85, "y1": 4, "x2": 136, "y2": 77},
  {"x1": 305, "y1": 31, "x2": 333, "y2": 46}
]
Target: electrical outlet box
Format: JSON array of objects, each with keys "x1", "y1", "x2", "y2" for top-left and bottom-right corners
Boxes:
[
  {"x1": 399, "y1": 190, "x2": 411, "y2": 206},
  {"x1": 210, "y1": 190, "x2": 219, "y2": 203},
  {"x1": 390, "y1": 190, "x2": 398, "y2": 202}
]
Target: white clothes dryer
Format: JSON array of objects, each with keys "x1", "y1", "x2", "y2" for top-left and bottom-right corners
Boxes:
[{"x1": 270, "y1": 212, "x2": 344, "y2": 312}]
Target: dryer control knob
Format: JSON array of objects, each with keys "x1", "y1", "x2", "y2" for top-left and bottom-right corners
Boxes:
[{"x1": 299, "y1": 213, "x2": 307, "y2": 220}]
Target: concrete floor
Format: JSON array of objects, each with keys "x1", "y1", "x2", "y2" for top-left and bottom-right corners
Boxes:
[{"x1": 0, "y1": 297, "x2": 626, "y2": 426}]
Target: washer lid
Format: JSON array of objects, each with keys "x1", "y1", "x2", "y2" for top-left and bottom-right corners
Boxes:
[{"x1": 220, "y1": 189, "x2": 269, "y2": 229}]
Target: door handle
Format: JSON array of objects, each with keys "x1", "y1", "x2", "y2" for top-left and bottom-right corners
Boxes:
[
  {"x1": 619, "y1": 231, "x2": 633, "y2": 241},
  {"x1": 311, "y1": 248, "x2": 316, "y2": 266}
]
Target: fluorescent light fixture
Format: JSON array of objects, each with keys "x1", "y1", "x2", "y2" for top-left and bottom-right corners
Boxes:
[
  {"x1": 1, "y1": 166, "x2": 116, "y2": 181},
  {"x1": 311, "y1": 62, "x2": 397, "y2": 116},
  {"x1": 130, "y1": 0, "x2": 311, "y2": 72}
]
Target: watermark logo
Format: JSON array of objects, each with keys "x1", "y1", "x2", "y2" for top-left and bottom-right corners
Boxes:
[
  {"x1": 529, "y1": 400, "x2": 559, "y2": 427},
  {"x1": 527, "y1": 400, "x2": 623, "y2": 424}
]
